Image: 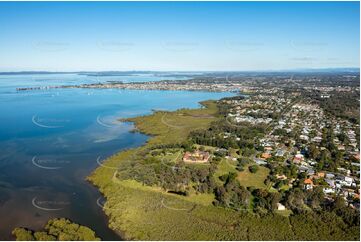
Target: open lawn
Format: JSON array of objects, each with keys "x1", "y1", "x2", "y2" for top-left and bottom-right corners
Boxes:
[
  {"x1": 237, "y1": 164, "x2": 270, "y2": 189},
  {"x1": 117, "y1": 179, "x2": 215, "y2": 207},
  {"x1": 152, "y1": 149, "x2": 182, "y2": 163}
]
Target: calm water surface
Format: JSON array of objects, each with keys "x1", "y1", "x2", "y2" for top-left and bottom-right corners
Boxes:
[{"x1": 0, "y1": 74, "x2": 233, "y2": 240}]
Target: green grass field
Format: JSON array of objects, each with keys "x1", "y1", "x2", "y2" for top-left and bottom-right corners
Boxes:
[{"x1": 237, "y1": 164, "x2": 270, "y2": 189}]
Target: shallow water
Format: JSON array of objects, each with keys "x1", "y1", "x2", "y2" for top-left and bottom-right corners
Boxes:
[{"x1": 0, "y1": 73, "x2": 233, "y2": 240}]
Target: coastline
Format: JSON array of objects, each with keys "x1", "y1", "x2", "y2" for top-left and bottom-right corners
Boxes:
[{"x1": 14, "y1": 79, "x2": 252, "y2": 94}]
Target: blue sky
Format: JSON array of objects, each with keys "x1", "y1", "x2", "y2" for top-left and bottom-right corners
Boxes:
[{"x1": 0, "y1": 1, "x2": 359, "y2": 71}]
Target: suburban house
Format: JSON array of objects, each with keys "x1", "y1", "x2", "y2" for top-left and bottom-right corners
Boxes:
[
  {"x1": 261, "y1": 153, "x2": 272, "y2": 159},
  {"x1": 275, "y1": 149, "x2": 286, "y2": 157},
  {"x1": 293, "y1": 153, "x2": 304, "y2": 164},
  {"x1": 323, "y1": 187, "x2": 335, "y2": 194},
  {"x1": 304, "y1": 178, "x2": 314, "y2": 190}
]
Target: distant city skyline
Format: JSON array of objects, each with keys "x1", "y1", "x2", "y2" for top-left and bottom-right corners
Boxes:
[{"x1": 0, "y1": 1, "x2": 359, "y2": 71}]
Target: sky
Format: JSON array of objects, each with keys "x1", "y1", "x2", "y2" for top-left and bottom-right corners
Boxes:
[{"x1": 0, "y1": 1, "x2": 359, "y2": 72}]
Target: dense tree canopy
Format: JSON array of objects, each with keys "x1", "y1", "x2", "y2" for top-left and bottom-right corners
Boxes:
[{"x1": 12, "y1": 218, "x2": 100, "y2": 241}]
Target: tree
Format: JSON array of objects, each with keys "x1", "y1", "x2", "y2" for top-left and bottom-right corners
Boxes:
[
  {"x1": 252, "y1": 189, "x2": 281, "y2": 212},
  {"x1": 306, "y1": 186, "x2": 324, "y2": 210},
  {"x1": 266, "y1": 192, "x2": 281, "y2": 211},
  {"x1": 34, "y1": 232, "x2": 56, "y2": 241},
  {"x1": 331, "y1": 196, "x2": 360, "y2": 226},
  {"x1": 249, "y1": 165, "x2": 259, "y2": 173},
  {"x1": 12, "y1": 228, "x2": 35, "y2": 241},
  {"x1": 285, "y1": 188, "x2": 306, "y2": 213},
  {"x1": 12, "y1": 218, "x2": 100, "y2": 241},
  {"x1": 219, "y1": 172, "x2": 237, "y2": 184},
  {"x1": 308, "y1": 144, "x2": 320, "y2": 160},
  {"x1": 215, "y1": 178, "x2": 251, "y2": 210}
]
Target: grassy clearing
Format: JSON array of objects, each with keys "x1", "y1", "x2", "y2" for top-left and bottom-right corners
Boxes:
[
  {"x1": 117, "y1": 179, "x2": 214, "y2": 206},
  {"x1": 237, "y1": 164, "x2": 270, "y2": 189},
  {"x1": 214, "y1": 159, "x2": 237, "y2": 184},
  {"x1": 193, "y1": 144, "x2": 218, "y2": 152}
]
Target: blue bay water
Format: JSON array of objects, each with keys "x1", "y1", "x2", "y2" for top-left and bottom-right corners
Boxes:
[{"x1": 0, "y1": 74, "x2": 233, "y2": 240}]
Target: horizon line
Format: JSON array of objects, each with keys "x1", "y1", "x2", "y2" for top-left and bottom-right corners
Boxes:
[{"x1": 0, "y1": 67, "x2": 360, "y2": 74}]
